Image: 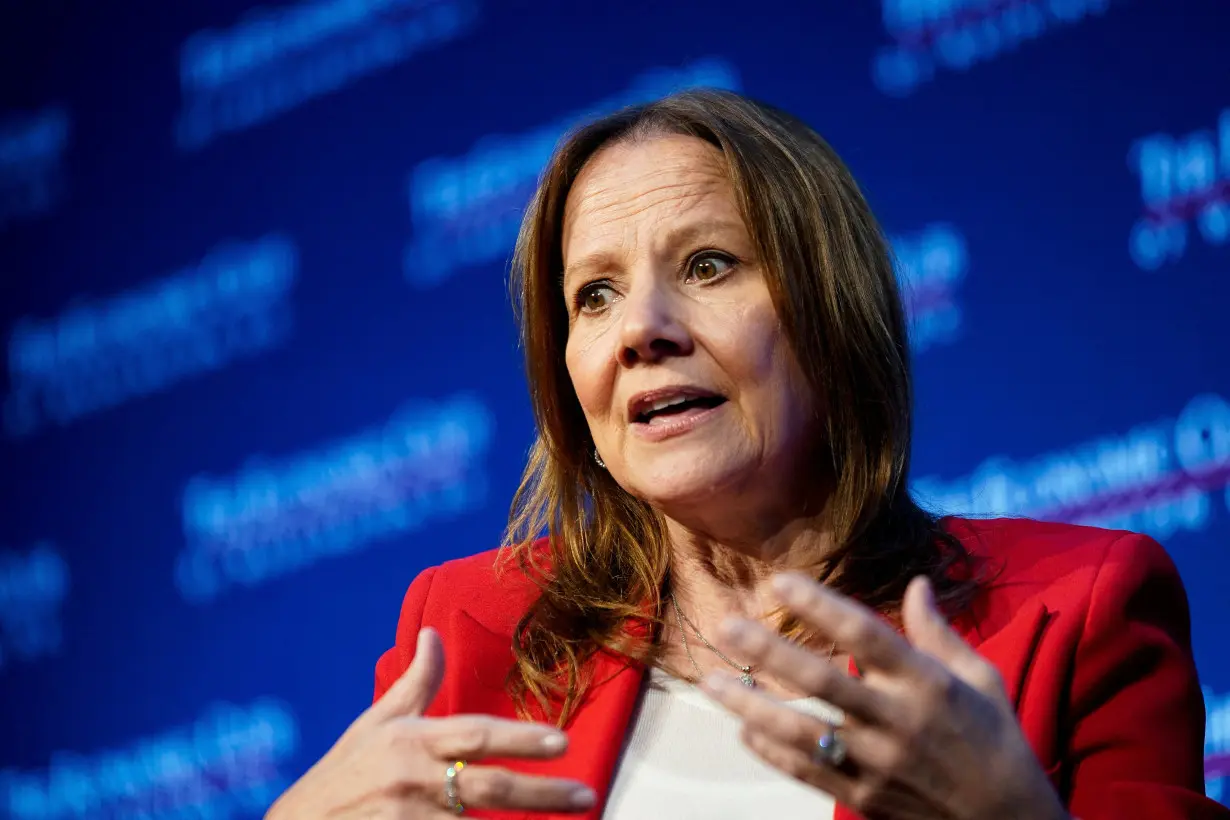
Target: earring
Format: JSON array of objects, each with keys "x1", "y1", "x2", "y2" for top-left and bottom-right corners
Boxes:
[{"x1": 594, "y1": 450, "x2": 605, "y2": 469}]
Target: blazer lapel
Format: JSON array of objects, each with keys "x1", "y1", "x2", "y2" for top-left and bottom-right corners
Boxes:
[
  {"x1": 442, "y1": 607, "x2": 647, "y2": 820},
  {"x1": 960, "y1": 601, "x2": 1051, "y2": 712}
]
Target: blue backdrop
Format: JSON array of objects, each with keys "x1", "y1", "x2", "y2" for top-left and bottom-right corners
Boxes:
[{"x1": 2, "y1": 0, "x2": 1228, "y2": 816}]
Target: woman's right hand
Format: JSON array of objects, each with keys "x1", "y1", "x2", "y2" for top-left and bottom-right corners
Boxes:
[{"x1": 266, "y1": 627, "x2": 598, "y2": 818}]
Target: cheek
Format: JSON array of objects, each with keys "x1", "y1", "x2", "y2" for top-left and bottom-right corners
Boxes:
[
  {"x1": 721, "y1": 304, "x2": 810, "y2": 424},
  {"x1": 723, "y1": 302, "x2": 786, "y2": 379},
  {"x1": 770, "y1": 332, "x2": 820, "y2": 436},
  {"x1": 564, "y1": 332, "x2": 611, "y2": 418}
]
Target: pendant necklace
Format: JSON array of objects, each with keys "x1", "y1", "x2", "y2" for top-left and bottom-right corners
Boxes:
[{"x1": 669, "y1": 593, "x2": 837, "y2": 687}]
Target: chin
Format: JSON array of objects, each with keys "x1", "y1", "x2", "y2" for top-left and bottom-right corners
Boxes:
[{"x1": 623, "y1": 452, "x2": 750, "y2": 509}]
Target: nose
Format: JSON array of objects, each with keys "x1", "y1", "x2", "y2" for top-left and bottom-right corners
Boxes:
[{"x1": 616, "y1": 280, "x2": 693, "y2": 367}]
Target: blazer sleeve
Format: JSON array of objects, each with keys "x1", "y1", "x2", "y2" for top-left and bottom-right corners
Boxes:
[
  {"x1": 372, "y1": 565, "x2": 439, "y2": 704},
  {"x1": 1066, "y1": 533, "x2": 1227, "y2": 818}
]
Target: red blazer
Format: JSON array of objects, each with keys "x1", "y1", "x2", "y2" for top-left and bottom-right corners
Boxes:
[{"x1": 373, "y1": 517, "x2": 1227, "y2": 819}]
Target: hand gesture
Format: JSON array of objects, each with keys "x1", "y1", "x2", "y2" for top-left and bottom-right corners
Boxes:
[
  {"x1": 699, "y1": 575, "x2": 1069, "y2": 820},
  {"x1": 267, "y1": 628, "x2": 597, "y2": 818}
]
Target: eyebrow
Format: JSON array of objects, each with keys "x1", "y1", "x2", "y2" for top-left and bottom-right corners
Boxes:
[{"x1": 561, "y1": 219, "x2": 748, "y2": 287}]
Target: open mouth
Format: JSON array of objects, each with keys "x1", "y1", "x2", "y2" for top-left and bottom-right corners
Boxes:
[{"x1": 633, "y1": 394, "x2": 727, "y2": 424}]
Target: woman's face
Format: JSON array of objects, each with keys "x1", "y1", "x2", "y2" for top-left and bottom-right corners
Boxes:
[{"x1": 561, "y1": 134, "x2": 820, "y2": 522}]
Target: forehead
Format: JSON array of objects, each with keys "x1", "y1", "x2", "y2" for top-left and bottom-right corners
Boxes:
[{"x1": 560, "y1": 135, "x2": 740, "y2": 260}]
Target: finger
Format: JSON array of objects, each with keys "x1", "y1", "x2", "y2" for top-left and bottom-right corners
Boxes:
[
  {"x1": 418, "y1": 714, "x2": 573, "y2": 762},
  {"x1": 701, "y1": 669, "x2": 840, "y2": 749},
  {"x1": 703, "y1": 666, "x2": 972, "y2": 814},
  {"x1": 739, "y1": 723, "x2": 854, "y2": 796},
  {"x1": 711, "y1": 619, "x2": 893, "y2": 726},
  {"x1": 769, "y1": 573, "x2": 917, "y2": 674},
  {"x1": 369, "y1": 628, "x2": 445, "y2": 722},
  {"x1": 703, "y1": 668, "x2": 905, "y2": 781},
  {"x1": 901, "y1": 577, "x2": 966, "y2": 666},
  {"x1": 740, "y1": 728, "x2": 939, "y2": 820},
  {"x1": 902, "y1": 577, "x2": 1003, "y2": 695},
  {"x1": 432, "y1": 763, "x2": 596, "y2": 814}
]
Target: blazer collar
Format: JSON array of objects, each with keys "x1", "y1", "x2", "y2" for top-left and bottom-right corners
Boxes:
[
  {"x1": 441, "y1": 607, "x2": 644, "y2": 820},
  {"x1": 448, "y1": 592, "x2": 1050, "y2": 820}
]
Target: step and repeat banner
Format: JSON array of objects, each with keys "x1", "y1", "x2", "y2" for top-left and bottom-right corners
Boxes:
[{"x1": 1, "y1": 0, "x2": 1227, "y2": 815}]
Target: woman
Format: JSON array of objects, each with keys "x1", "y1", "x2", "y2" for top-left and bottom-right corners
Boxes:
[{"x1": 268, "y1": 90, "x2": 1225, "y2": 819}]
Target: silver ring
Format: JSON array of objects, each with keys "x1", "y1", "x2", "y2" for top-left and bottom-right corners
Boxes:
[
  {"x1": 444, "y1": 760, "x2": 467, "y2": 814},
  {"x1": 813, "y1": 724, "x2": 847, "y2": 767}
]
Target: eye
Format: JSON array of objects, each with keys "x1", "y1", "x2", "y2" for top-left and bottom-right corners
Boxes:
[
  {"x1": 685, "y1": 251, "x2": 736, "y2": 283},
  {"x1": 575, "y1": 281, "x2": 616, "y2": 314}
]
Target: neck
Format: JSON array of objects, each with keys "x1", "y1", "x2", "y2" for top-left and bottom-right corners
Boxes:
[{"x1": 663, "y1": 512, "x2": 836, "y2": 631}]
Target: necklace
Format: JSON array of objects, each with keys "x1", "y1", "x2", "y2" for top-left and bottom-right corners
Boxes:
[{"x1": 669, "y1": 593, "x2": 837, "y2": 688}]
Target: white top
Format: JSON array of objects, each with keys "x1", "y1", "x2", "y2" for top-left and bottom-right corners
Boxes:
[{"x1": 602, "y1": 667, "x2": 841, "y2": 820}]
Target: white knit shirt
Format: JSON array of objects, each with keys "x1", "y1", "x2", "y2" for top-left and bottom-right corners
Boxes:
[{"x1": 602, "y1": 667, "x2": 841, "y2": 819}]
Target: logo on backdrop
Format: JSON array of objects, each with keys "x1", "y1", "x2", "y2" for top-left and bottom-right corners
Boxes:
[
  {"x1": 1208, "y1": 686, "x2": 1230, "y2": 803},
  {"x1": 872, "y1": 0, "x2": 1113, "y2": 97},
  {"x1": 0, "y1": 543, "x2": 67, "y2": 673},
  {"x1": 913, "y1": 392, "x2": 1230, "y2": 541},
  {"x1": 0, "y1": 107, "x2": 70, "y2": 229},
  {"x1": 403, "y1": 57, "x2": 741, "y2": 286},
  {"x1": 0, "y1": 698, "x2": 298, "y2": 818},
  {"x1": 176, "y1": 392, "x2": 493, "y2": 602},
  {"x1": 891, "y1": 223, "x2": 968, "y2": 353},
  {"x1": 3, "y1": 234, "x2": 297, "y2": 439},
  {"x1": 176, "y1": 0, "x2": 480, "y2": 150},
  {"x1": 1128, "y1": 107, "x2": 1230, "y2": 270}
]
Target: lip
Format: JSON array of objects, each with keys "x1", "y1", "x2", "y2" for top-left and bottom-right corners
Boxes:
[
  {"x1": 630, "y1": 402, "x2": 725, "y2": 442},
  {"x1": 626, "y1": 385, "x2": 725, "y2": 423},
  {"x1": 626, "y1": 385, "x2": 728, "y2": 443}
]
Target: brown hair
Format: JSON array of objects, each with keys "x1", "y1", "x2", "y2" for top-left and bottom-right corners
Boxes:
[{"x1": 499, "y1": 88, "x2": 982, "y2": 726}]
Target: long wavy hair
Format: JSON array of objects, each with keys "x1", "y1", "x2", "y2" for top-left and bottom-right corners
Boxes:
[{"x1": 499, "y1": 88, "x2": 983, "y2": 726}]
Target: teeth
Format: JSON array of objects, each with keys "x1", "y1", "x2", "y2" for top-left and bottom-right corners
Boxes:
[{"x1": 648, "y1": 396, "x2": 692, "y2": 412}]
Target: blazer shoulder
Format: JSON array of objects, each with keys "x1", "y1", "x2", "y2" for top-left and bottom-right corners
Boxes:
[
  {"x1": 406, "y1": 541, "x2": 544, "y2": 634},
  {"x1": 946, "y1": 514, "x2": 1167, "y2": 577},
  {"x1": 374, "y1": 542, "x2": 544, "y2": 703},
  {"x1": 944, "y1": 516, "x2": 1181, "y2": 637}
]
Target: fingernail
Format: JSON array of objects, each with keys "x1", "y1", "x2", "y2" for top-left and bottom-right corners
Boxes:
[
  {"x1": 702, "y1": 672, "x2": 733, "y2": 693},
  {"x1": 540, "y1": 732, "x2": 567, "y2": 752},
  {"x1": 570, "y1": 786, "x2": 596, "y2": 808}
]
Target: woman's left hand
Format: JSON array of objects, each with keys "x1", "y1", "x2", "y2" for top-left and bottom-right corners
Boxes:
[{"x1": 699, "y1": 574, "x2": 1069, "y2": 820}]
